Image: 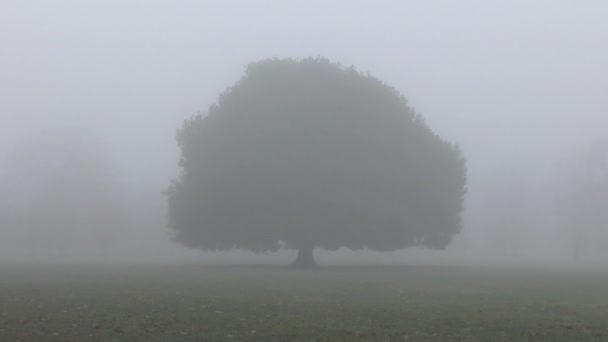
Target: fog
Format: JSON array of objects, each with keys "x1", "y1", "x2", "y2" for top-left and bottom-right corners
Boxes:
[{"x1": 1, "y1": 0, "x2": 607, "y2": 266}]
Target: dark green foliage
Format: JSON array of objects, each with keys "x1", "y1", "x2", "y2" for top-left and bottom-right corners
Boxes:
[{"x1": 167, "y1": 58, "x2": 466, "y2": 258}]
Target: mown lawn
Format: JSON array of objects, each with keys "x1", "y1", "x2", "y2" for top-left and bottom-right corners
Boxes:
[{"x1": 1, "y1": 264, "x2": 608, "y2": 341}]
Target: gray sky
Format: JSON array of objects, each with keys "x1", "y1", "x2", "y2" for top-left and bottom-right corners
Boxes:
[{"x1": 1, "y1": 0, "x2": 607, "y2": 211}]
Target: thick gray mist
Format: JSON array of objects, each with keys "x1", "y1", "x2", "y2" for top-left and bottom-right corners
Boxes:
[{"x1": 1, "y1": 0, "x2": 607, "y2": 266}]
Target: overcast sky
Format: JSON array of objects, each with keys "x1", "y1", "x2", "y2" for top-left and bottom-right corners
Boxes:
[{"x1": 1, "y1": 0, "x2": 607, "y2": 198}]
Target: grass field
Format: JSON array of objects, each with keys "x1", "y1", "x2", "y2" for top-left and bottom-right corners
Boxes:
[{"x1": 1, "y1": 264, "x2": 608, "y2": 341}]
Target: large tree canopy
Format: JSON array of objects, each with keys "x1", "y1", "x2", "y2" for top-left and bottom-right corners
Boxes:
[{"x1": 167, "y1": 58, "x2": 466, "y2": 266}]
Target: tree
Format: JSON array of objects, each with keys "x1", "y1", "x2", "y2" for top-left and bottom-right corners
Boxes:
[
  {"x1": 556, "y1": 140, "x2": 608, "y2": 259},
  {"x1": 167, "y1": 58, "x2": 467, "y2": 267},
  {"x1": 1, "y1": 129, "x2": 129, "y2": 260},
  {"x1": 475, "y1": 164, "x2": 545, "y2": 259}
]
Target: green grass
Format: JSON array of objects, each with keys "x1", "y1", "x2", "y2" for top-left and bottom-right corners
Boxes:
[{"x1": 1, "y1": 264, "x2": 608, "y2": 341}]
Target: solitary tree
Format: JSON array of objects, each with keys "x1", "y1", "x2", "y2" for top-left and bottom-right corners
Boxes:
[{"x1": 167, "y1": 58, "x2": 467, "y2": 267}]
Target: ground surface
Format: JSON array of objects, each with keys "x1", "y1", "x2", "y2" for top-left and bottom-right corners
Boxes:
[{"x1": 1, "y1": 264, "x2": 608, "y2": 341}]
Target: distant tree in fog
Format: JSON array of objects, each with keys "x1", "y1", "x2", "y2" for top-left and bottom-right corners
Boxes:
[
  {"x1": 0, "y1": 181, "x2": 16, "y2": 250},
  {"x1": 167, "y1": 58, "x2": 467, "y2": 267},
  {"x1": 476, "y1": 167, "x2": 543, "y2": 258},
  {"x1": 557, "y1": 140, "x2": 608, "y2": 259},
  {"x1": 1, "y1": 130, "x2": 128, "y2": 259}
]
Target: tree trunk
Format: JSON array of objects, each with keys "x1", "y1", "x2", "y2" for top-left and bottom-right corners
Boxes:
[{"x1": 291, "y1": 244, "x2": 316, "y2": 268}]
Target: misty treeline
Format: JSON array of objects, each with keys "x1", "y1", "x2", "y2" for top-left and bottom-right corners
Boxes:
[
  {"x1": 466, "y1": 139, "x2": 608, "y2": 262},
  {"x1": 0, "y1": 62, "x2": 606, "y2": 265},
  {"x1": 0, "y1": 129, "x2": 174, "y2": 262},
  {"x1": 3, "y1": 130, "x2": 604, "y2": 264}
]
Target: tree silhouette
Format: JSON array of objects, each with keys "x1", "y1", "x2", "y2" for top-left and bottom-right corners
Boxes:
[{"x1": 167, "y1": 58, "x2": 467, "y2": 267}]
